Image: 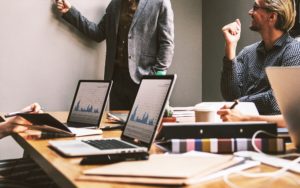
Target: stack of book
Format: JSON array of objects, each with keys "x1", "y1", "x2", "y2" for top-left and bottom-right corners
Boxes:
[
  {"x1": 158, "y1": 138, "x2": 285, "y2": 154},
  {"x1": 156, "y1": 122, "x2": 285, "y2": 154}
]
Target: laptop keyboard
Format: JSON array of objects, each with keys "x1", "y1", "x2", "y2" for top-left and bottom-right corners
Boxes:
[{"x1": 82, "y1": 139, "x2": 135, "y2": 150}]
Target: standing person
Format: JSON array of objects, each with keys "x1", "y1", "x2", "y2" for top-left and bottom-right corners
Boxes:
[
  {"x1": 55, "y1": 0, "x2": 175, "y2": 110},
  {"x1": 221, "y1": 0, "x2": 300, "y2": 115}
]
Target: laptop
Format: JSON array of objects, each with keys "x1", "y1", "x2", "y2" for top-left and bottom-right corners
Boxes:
[
  {"x1": 15, "y1": 80, "x2": 112, "y2": 137},
  {"x1": 49, "y1": 75, "x2": 177, "y2": 156},
  {"x1": 64, "y1": 80, "x2": 112, "y2": 128},
  {"x1": 266, "y1": 67, "x2": 300, "y2": 150}
]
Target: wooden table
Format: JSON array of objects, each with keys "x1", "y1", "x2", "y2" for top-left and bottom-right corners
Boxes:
[{"x1": 11, "y1": 112, "x2": 300, "y2": 188}]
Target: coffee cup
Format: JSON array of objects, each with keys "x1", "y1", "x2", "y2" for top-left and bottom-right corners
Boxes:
[{"x1": 194, "y1": 106, "x2": 216, "y2": 122}]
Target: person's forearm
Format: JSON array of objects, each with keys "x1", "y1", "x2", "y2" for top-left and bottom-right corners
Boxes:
[
  {"x1": 221, "y1": 61, "x2": 242, "y2": 100},
  {"x1": 0, "y1": 122, "x2": 10, "y2": 139},
  {"x1": 242, "y1": 115, "x2": 286, "y2": 128},
  {"x1": 225, "y1": 43, "x2": 237, "y2": 60},
  {"x1": 239, "y1": 90, "x2": 280, "y2": 115},
  {"x1": 62, "y1": 7, "x2": 106, "y2": 42}
]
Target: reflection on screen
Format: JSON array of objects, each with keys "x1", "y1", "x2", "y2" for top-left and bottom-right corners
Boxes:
[
  {"x1": 124, "y1": 79, "x2": 171, "y2": 143},
  {"x1": 68, "y1": 82, "x2": 109, "y2": 125}
]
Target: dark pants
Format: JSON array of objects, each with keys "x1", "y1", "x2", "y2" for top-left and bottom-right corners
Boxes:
[{"x1": 110, "y1": 66, "x2": 139, "y2": 110}]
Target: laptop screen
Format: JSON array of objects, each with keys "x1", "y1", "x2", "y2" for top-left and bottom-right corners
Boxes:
[
  {"x1": 67, "y1": 80, "x2": 112, "y2": 126},
  {"x1": 122, "y1": 75, "x2": 176, "y2": 145},
  {"x1": 266, "y1": 67, "x2": 300, "y2": 149}
]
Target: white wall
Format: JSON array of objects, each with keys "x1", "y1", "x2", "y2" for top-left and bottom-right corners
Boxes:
[
  {"x1": 168, "y1": 0, "x2": 202, "y2": 106},
  {"x1": 0, "y1": 0, "x2": 202, "y2": 159},
  {"x1": 0, "y1": 0, "x2": 109, "y2": 112},
  {"x1": 0, "y1": 0, "x2": 109, "y2": 159}
]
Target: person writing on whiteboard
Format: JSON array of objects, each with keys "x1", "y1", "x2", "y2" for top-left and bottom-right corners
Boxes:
[
  {"x1": 221, "y1": 0, "x2": 300, "y2": 115},
  {"x1": 55, "y1": 0, "x2": 175, "y2": 110}
]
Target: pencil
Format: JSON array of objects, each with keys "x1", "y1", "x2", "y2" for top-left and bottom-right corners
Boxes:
[{"x1": 229, "y1": 100, "x2": 239, "y2": 109}]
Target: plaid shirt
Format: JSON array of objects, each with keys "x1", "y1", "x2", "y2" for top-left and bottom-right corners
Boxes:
[{"x1": 221, "y1": 33, "x2": 300, "y2": 115}]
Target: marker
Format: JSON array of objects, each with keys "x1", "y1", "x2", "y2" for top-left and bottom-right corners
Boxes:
[{"x1": 229, "y1": 100, "x2": 239, "y2": 109}]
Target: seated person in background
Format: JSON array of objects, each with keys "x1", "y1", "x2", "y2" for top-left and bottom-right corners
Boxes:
[
  {"x1": 217, "y1": 104, "x2": 286, "y2": 128},
  {"x1": 0, "y1": 103, "x2": 58, "y2": 188},
  {"x1": 218, "y1": 0, "x2": 300, "y2": 128},
  {"x1": 221, "y1": 0, "x2": 300, "y2": 115}
]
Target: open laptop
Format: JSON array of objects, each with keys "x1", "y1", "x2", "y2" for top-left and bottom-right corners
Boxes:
[
  {"x1": 49, "y1": 75, "x2": 177, "y2": 156},
  {"x1": 64, "y1": 80, "x2": 112, "y2": 128},
  {"x1": 266, "y1": 67, "x2": 300, "y2": 150}
]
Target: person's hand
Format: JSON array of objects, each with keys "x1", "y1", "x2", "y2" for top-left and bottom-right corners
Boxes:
[
  {"x1": 1, "y1": 103, "x2": 42, "y2": 137},
  {"x1": 217, "y1": 104, "x2": 245, "y2": 122},
  {"x1": 56, "y1": 0, "x2": 71, "y2": 14},
  {"x1": 222, "y1": 19, "x2": 241, "y2": 45},
  {"x1": 0, "y1": 115, "x2": 30, "y2": 139},
  {"x1": 222, "y1": 19, "x2": 241, "y2": 60},
  {"x1": 21, "y1": 102, "x2": 43, "y2": 114}
]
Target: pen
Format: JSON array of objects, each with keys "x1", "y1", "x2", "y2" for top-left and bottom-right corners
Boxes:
[
  {"x1": 4, "y1": 108, "x2": 45, "y2": 118},
  {"x1": 107, "y1": 112, "x2": 125, "y2": 124},
  {"x1": 102, "y1": 124, "x2": 124, "y2": 130},
  {"x1": 229, "y1": 100, "x2": 239, "y2": 109}
]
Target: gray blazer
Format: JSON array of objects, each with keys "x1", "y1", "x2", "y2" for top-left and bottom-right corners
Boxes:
[{"x1": 63, "y1": 0, "x2": 174, "y2": 83}]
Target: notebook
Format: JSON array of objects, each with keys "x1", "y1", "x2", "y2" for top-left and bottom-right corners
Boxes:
[
  {"x1": 48, "y1": 75, "x2": 177, "y2": 156},
  {"x1": 266, "y1": 67, "x2": 300, "y2": 150},
  {"x1": 17, "y1": 113, "x2": 103, "y2": 137},
  {"x1": 78, "y1": 154, "x2": 243, "y2": 186}
]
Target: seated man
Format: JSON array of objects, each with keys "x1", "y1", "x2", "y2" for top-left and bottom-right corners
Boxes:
[
  {"x1": 0, "y1": 103, "x2": 58, "y2": 188},
  {"x1": 221, "y1": 0, "x2": 300, "y2": 115}
]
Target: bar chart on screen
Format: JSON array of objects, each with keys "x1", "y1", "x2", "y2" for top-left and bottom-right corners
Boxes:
[
  {"x1": 130, "y1": 105, "x2": 155, "y2": 126},
  {"x1": 124, "y1": 79, "x2": 171, "y2": 143},
  {"x1": 69, "y1": 82, "x2": 109, "y2": 124}
]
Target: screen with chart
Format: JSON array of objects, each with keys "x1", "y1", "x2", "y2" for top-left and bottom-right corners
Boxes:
[
  {"x1": 68, "y1": 82, "x2": 110, "y2": 125},
  {"x1": 123, "y1": 79, "x2": 172, "y2": 143}
]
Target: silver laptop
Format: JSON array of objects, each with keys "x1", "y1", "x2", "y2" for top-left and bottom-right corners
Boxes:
[
  {"x1": 49, "y1": 75, "x2": 177, "y2": 156},
  {"x1": 266, "y1": 67, "x2": 300, "y2": 149},
  {"x1": 65, "y1": 80, "x2": 112, "y2": 128}
]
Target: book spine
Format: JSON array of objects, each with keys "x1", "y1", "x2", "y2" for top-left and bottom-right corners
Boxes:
[
  {"x1": 40, "y1": 131, "x2": 74, "y2": 139},
  {"x1": 171, "y1": 138, "x2": 286, "y2": 154},
  {"x1": 24, "y1": 130, "x2": 74, "y2": 139}
]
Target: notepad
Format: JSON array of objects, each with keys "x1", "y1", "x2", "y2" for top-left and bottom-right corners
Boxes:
[
  {"x1": 78, "y1": 154, "x2": 242, "y2": 186},
  {"x1": 194, "y1": 102, "x2": 259, "y2": 122}
]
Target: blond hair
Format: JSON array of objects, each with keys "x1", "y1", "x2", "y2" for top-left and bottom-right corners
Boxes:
[{"x1": 263, "y1": 0, "x2": 296, "y2": 31}]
